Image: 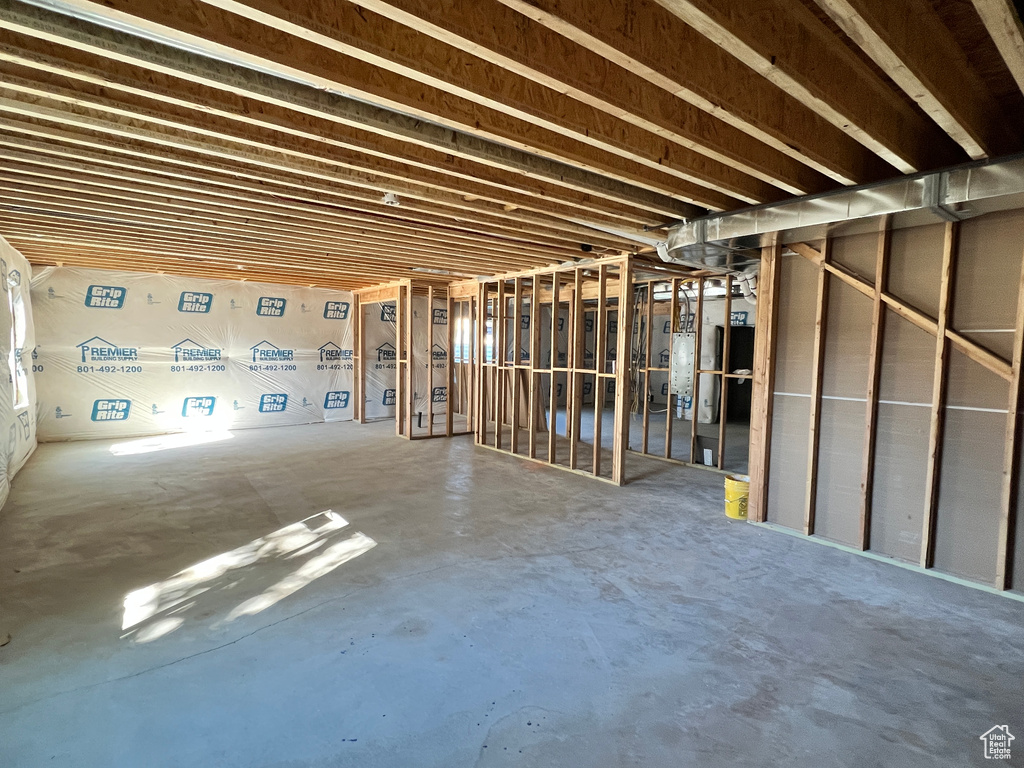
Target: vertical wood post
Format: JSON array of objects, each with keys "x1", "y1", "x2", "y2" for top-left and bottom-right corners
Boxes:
[
  {"x1": 717, "y1": 275, "x2": 732, "y2": 470},
  {"x1": 548, "y1": 272, "x2": 560, "y2": 464},
  {"x1": 996, "y1": 246, "x2": 1024, "y2": 589},
  {"x1": 396, "y1": 285, "x2": 405, "y2": 438},
  {"x1": 860, "y1": 220, "x2": 891, "y2": 550},
  {"x1": 404, "y1": 282, "x2": 414, "y2": 439},
  {"x1": 446, "y1": 290, "x2": 455, "y2": 437},
  {"x1": 749, "y1": 242, "x2": 783, "y2": 523},
  {"x1": 594, "y1": 264, "x2": 607, "y2": 475},
  {"x1": 353, "y1": 294, "x2": 364, "y2": 424},
  {"x1": 642, "y1": 283, "x2": 654, "y2": 455},
  {"x1": 804, "y1": 240, "x2": 831, "y2": 536},
  {"x1": 666, "y1": 278, "x2": 679, "y2": 459},
  {"x1": 612, "y1": 259, "x2": 634, "y2": 485},
  {"x1": 495, "y1": 280, "x2": 506, "y2": 450},
  {"x1": 690, "y1": 278, "x2": 705, "y2": 464},
  {"x1": 921, "y1": 221, "x2": 959, "y2": 569},
  {"x1": 427, "y1": 285, "x2": 434, "y2": 437},
  {"x1": 529, "y1": 276, "x2": 542, "y2": 458}
]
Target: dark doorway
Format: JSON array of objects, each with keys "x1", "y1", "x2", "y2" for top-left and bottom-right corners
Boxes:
[{"x1": 716, "y1": 325, "x2": 755, "y2": 422}]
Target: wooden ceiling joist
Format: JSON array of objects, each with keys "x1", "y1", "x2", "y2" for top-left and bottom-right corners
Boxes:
[
  {"x1": 25, "y1": 0, "x2": 724, "y2": 212},
  {"x1": 650, "y1": 0, "x2": 968, "y2": 173},
  {"x1": 0, "y1": 0, "x2": 1021, "y2": 289},
  {"x1": 264, "y1": 0, "x2": 832, "y2": 198},
  {"x1": 0, "y1": 166, "x2": 595, "y2": 263},
  {"x1": 0, "y1": 130, "x2": 637, "y2": 253},
  {"x1": 971, "y1": 0, "x2": 1024, "y2": 96},
  {"x1": 0, "y1": 0, "x2": 697, "y2": 221},
  {"x1": 813, "y1": 0, "x2": 1021, "y2": 159},
  {"x1": 498, "y1": 0, "x2": 897, "y2": 185}
]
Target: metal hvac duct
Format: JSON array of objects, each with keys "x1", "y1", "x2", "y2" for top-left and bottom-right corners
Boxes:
[{"x1": 663, "y1": 152, "x2": 1024, "y2": 272}]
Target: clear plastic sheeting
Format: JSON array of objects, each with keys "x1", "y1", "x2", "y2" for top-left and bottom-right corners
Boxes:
[
  {"x1": 0, "y1": 236, "x2": 37, "y2": 507},
  {"x1": 31, "y1": 267, "x2": 355, "y2": 441}
]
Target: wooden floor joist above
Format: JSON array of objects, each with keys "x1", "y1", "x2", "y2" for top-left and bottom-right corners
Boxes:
[{"x1": 0, "y1": 0, "x2": 1022, "y2": 288}]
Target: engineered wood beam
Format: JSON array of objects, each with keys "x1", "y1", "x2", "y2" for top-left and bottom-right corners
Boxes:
[
  {"x1": 500, "y1": 0, "x2": 897, "y2": 186},
  {"x1": 0, "y1": 31, "x2": 667, "y2": 230},
  {"x1": 350, "y1": 0, "x2": 833, "y2": 198},
  {"x1": 652, "y1": 0, "x2": 965, "y2": 174},
  {"x1": 0, "y1": 131, "x2": 633, "y2": 252},
  {"x1": 814, "y1": 0, "x2": 1019, "y2": 159},
  {"x1": 0, "y1": 69, "x2": 664, "y2": 236},
  {"x1": 0, "y1": 163, "x2": 577, "y2": 265},
  {"x1": 0, "y1": 186, "x2": 547, "y2": 272},
  {"x1": 38, "y1": 0, "x2": 712, "y2": 214},
  {"x1": 0, "y1": 0, "x2": 698, "y2": 222},
  {"x1": 197, "y1": 0, "x2": 747, "y2": 208},
  {"x1": 971, "y1": 0, "x2": 1024, "y2": 95}
]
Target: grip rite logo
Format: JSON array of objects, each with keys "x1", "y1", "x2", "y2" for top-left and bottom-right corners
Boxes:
[
  {"x1": 380, "y1": 304, "x2": 396, "y2": 322},
  {"x1": 383, "y1": 388, "x2": 396, "y2": 406},
  {"x1": 323, "y1": 301, "x2": 350, "y2": 320},
  {"x1": 91, "y1": 399, "x2": 131, "y2": 421},
  {"x1": 182, "y1": 396, "x2": 216, "y2": 417},
  {"x1": 256, "y1": 297, "x2": 287, "y2": 317},
  {"x1": 85, "y1": 285, "x2": 127, "y2": 309},
  {"x1": 324, "y1": 391, "x2": 350, "y2": 409},
  {"x1": 259, "y1": 393, "x2": 288, "y2": 413},
  {"x1": 178, "y1": 291, "x2": 213, "y2": 313}
]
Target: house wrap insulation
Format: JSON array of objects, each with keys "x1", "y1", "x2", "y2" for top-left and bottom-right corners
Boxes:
[{"x1": 31, "y1": 266, "x2": 359, "y2": 440}]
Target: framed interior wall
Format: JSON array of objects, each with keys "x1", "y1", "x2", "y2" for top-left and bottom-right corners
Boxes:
[
  {"x1": 627, "y1": 275, "x2": 755, "y2": 475},
  {"x1": 748, "y1": 210, "x2": 1024, "y2": 594},
  {"x1": 355, "y1": 279, "x2": 475, "y2": 439},
  {"x1": 464, "y1": 256, "x2": 634, "y2": 485}
]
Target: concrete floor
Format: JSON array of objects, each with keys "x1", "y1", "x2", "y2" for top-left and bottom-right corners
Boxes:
[{"x1": 1, "y1": 421, "x2": 1022, "y2": 767}]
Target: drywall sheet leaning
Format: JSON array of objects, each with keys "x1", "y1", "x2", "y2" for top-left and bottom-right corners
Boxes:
[
  {"x1": 31, "y1": 267, "x2": 355, "y2": 441},
  {"x1": 0, "y1": 236, "x2": 37, "y2": 507}
]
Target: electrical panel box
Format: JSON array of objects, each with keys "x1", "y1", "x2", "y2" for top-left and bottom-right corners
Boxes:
[{"x1": 669, "y1": 332, "x2": 696, "y2": 397}]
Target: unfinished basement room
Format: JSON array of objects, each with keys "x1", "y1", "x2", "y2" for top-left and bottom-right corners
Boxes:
[{"x1": 3, "y1": 0, "x2": 1024, "y2": 765}]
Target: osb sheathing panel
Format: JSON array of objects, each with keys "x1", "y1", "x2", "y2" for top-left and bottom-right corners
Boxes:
[
  {"x1": 822, "y1": 279, "x2": 873, "y2": 398},
  {"x1": 872, "y1": 404, "x2": 930, "y2": 562},
  {"x1": 878, "y1": 309, "x2": 936, "y2": 403},
  {"x1": 767, "y1": 393, "x2": 810, "y2": 531},
  {"x1": 934, "y1": 351, "x2": 1008, "y2": 583},
  {"x1": 870, "y1": 312, "x2": 934, "y2": 562},
  {"x1": 954, "y1": 208, "x2": 1024, "y2": 361},
  {"x1": 773, "y1": 255, "x2": 817, "y2": 395},
  {"x1": 829, "y1": 229, "x2": 878, "y2": 283},
  {"x1": 814, "y1": 274, "x2": 873, "y2": 546},
  {"x1": 814, "y1": 398, "x2": 867, "y2": 547},
  {"x1": 888, "y1": 222, "x2": 945, "y2": 319}
]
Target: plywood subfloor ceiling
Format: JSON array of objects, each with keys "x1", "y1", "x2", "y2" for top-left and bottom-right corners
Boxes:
[{"x1": 2, "y1": 0, "x2": 1024, "y2": 289}]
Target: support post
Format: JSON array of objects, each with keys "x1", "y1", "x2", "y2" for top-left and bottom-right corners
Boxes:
[
  {"x1": 613, "y1": 259, "x2": 634, "y2": 485},
  {"x1": 996, "y1": 245, "x2": 1024, "y2": 589},
  {"x1": 921, "y1": 222, "x2": 959, "y2": 569},
  {"x1": 860, "y1": 220, "x2": 891, "y2": 550},
  {"x1": 804, "y1": 240, "x2": 831, "y2": 536},
  {"x1": 749, "y1": 242, "x2": 783, "y2": 523}
]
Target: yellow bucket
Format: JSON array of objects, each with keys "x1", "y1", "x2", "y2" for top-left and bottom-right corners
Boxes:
[{"x1": 724, "y1": 474, "x2": 750, "y2": 520}]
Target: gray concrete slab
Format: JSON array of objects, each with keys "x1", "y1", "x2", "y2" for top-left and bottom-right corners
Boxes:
[{"x1": 0, "y1": 421, "x2": 1021, "y2": 767}]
